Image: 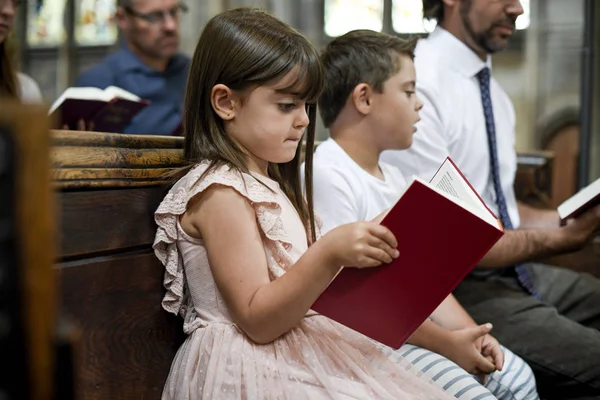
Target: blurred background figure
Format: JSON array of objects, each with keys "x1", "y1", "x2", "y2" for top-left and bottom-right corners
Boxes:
[
  {"x1": 75, "y1": 0, "x2": 190, "y2": 135},
  {"x1": 0, "y1": 0, "x2": 42, "y2": 103}
]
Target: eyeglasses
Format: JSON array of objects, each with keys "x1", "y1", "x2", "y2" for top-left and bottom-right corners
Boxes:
[{"x1": 124, "y1": 2, "x2": 188, "y2": 25}]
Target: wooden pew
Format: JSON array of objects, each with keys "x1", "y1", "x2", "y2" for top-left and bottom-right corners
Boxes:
[
  {"x1": 515, "y1": 150, "x2": 554, "y2": 209},
  {"x1": 52, "y1": 131, "x2": 186, "y2": 400}
]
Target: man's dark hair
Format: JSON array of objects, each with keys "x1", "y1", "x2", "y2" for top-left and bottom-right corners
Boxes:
[
  {"x1": 319, "y1": 30, "x2": 416, "y2": 128},
  {"x1": 118, "y1": 0, "x2": 134, "y2": 8},
  {"x1": 422, "y1": 0, "x2": 444, "y2": 22}
]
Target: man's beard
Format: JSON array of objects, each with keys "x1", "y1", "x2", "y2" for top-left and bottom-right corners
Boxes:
[{"x1": 460, "y1": 0, "x2": 516, "y2": 54}]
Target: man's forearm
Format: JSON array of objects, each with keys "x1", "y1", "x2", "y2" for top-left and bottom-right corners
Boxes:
[{"x1": 478, "y1": 227, "x2": 570, "y2": 268}]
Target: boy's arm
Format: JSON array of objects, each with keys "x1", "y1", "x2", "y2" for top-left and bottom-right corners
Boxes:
[{"x1": 429, "y1": 294, "x2": 477, "y2": 330}]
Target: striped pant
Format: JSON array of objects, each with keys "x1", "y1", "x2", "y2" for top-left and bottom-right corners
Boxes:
[{"x1": 398, "y1": 344, "x2": 539, "y2": 400}]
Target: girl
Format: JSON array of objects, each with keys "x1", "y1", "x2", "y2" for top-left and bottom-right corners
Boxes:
[
  {"x1": 153, "y1": 8, "x2": 455, "y2": 399},
  {"x1": 0, "y1": 0, "x2": 42, "y2": 103}
]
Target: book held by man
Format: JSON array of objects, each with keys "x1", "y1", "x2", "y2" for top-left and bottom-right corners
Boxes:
[
  {"x1": 311, "y1": 157, "x2": 504, "y2": 349},
  {"x1": 49, "y1": 86, "x2": 149, "y2": 133},
  {"x1": 557, "y1": 177, "x2": 600, "y2": 221}
]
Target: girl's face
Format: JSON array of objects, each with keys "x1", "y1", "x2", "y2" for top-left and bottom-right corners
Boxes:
[
  {"x1": 0, "y1": 0, "x2": 18, "y2": 44},
  {"x1": 225, "y1": 70, "x2": 311, "y2": 174}
]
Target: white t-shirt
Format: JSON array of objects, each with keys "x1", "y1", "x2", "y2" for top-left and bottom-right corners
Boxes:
[
  {"x1": 17, "y1": 73, "x2": 43, "y2": 104},
  {"x1": 381, "y1": 27, "x2": 520, "y2": 228},
  {"x1": 309, "y1": 138, "x2": 408, "y2": 234}
]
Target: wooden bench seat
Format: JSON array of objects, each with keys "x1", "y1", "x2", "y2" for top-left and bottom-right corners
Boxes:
[{"x1": 52, "y1": 131, "x2": 186, "y2": 400}]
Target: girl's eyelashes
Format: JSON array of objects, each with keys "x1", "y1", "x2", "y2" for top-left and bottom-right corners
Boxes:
[{"x1": 278, "y1": 103, "x2": 298, "y2": 112}]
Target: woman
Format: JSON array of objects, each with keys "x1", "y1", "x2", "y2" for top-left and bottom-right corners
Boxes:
[{"x1": 1, "y1": 0, "x2": 42, "y2": 103}]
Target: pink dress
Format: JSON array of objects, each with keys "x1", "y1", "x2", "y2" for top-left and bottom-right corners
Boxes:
[{"x1": 153, "y1": 163, "x2": 453, "y2": 400}]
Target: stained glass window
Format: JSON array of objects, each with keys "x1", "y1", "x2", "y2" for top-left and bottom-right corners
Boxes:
[
  {"x1": 392, "y1": 0, "x2": 530, "y2": 34},
  {"x1": 27, "y1": 0, "x2": 66, "y2": 47},
  {"x1": 324, "y1": 0, "x2": 384, "y2": 37},
  {"x1": 75, "y1": 0, "x2": 118, "y2": 45}
]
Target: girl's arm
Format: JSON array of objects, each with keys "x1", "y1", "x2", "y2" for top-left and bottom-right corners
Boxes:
[{"x1": 182, "y1": 185, "x2": 398, "y2": 344}]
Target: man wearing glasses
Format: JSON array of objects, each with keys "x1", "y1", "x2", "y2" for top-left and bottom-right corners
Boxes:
[{"x1": 76, "y1": 0, "x2": 190, "y2": 135}]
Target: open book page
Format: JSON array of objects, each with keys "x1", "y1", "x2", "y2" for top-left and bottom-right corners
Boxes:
[
  {"x1": 49, "y1": 86, "x2": 141, "y2": 115},
  {"x1": 104, "y1": 86, "x2": 141, "y2": 102},
  {"x1": 428, "y1": 159, "x2": 498, "y2": 227},
  {"x1": 49, "y1": 87, "x2": 112, "y2": 114},
  {"x1": 558, "y1": 177, "x2": 600, "y2": 220}
]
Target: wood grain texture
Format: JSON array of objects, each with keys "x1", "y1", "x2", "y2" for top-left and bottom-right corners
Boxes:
[
  {"x1": 57, "y1": 251, "x2": 185, "y2": 400},
  {"x1": 51, "y1": 130, "x2": 185, "y2": 189},
  {"x1": 52, "y1": 147, "x2": 184, "y2": 168},
  {"x1": 58, "y1": 187, "x2": 167, "y2": 259},
  {"x1": 2, "y1": 102, "x2": 56, "y2": 400},
  {"x1": 51, "y1": 130, "x2": 184, "y2": 149}
]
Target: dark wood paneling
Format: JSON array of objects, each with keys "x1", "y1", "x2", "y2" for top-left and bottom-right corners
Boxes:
[
  {"x1": 58, "y1": 187, "x2": 167, "y2": 259},
  {"x1": 57, "y1": 251, "x2": 185, "y2": 400}
]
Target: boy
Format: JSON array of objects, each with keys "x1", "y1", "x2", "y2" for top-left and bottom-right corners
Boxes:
[{"x1": 309, "y1": 29, "x2": 538, "y2": 400}]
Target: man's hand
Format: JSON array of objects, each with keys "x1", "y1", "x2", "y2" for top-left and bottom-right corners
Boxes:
[
  {"x1": 62, "y1": 119, "x2": 95, "y2": 131},
  {"x1": 561, "y1": 205, "x2": 600, "y2": 251}
]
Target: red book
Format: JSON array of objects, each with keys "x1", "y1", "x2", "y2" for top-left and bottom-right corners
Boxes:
[
  {"x1": 49, "y1": 86, "x2": 148, "y2": 133},
  {"x1": 557, "y1": 176, "x2": 600, "y2": 221},
  {"x1": 311, "y1": 157, "x2": 504, "y2": 349}
]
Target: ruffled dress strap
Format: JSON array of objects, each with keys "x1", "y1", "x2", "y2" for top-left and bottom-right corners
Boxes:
[{"x1": 153, "y1": 162, "x2": 298, "y2": 320}]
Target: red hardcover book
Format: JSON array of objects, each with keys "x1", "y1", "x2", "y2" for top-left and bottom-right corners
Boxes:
[
  {"x1": 311, "y1": 157, "x2": 504, "y2": 349},
  {"x1": 49, "y1": 86, "x2": 148, "y2": 133}
]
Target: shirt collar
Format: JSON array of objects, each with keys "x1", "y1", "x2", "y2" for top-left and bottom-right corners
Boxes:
[
  {"x1": 426, "y1": 27, "x2": 492, "y2": 78},
  {"x1": 115, "y1": 45, "x2": 189, "y2": 76}
]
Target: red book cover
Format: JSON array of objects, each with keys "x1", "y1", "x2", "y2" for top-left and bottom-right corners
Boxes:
[
  {"x1": 311, "y1": 174, "x2": 504, "y2": 349},
  {"x1": 50, "y1": 98, "x2": 107, "y2": 130},
  {"x1": 87, "y1": 98, "x2": 148, "y2": 133}
]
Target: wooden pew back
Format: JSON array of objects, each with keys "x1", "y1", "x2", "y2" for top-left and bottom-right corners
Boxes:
[{"x1": 53, "y1": 131, "x2": 186, "y2": 400}]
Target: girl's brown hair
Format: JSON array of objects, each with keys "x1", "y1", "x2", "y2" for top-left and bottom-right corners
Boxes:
[
  {"x1": 0, "y1": 32, "x2": 19, "y2": 99},
  {"x1": 182, "y1": 8, "x2": 323, "y2": 243}
]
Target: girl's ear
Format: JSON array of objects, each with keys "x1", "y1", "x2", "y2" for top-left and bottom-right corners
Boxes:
[
  {"x1": 351, "y1": 83, "x2": 373, "y2": 116},
  {"x1": 211, "y1": 84, "x2": 238, "y2": 120}
]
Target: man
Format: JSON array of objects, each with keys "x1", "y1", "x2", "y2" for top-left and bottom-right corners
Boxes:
[
  {"x1": 382, "y1": 1, "x2": 600, "y2": 398},
  {"x1": 76, "y1": 0, "x2": 190, "y2": 135}
]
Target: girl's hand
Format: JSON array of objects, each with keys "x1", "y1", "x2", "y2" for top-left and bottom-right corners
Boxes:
[{"x1": 320, "y1": 221, "x2": 399, "y2": 269}]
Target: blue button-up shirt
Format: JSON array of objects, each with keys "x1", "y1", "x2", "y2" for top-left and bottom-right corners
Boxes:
[{"x1": 75, "y1": 46, "x2": 190, "y2": 135}]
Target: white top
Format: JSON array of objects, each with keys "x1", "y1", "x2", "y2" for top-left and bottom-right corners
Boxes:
[
  {"x1": 381, "y1": 27, "x2": 520, "y2": 228},
  {"x1": 310, "y1": 138, "x2": 408, "y2": 234},
  {"x1": 17, "y1": 72, "x2": 43, "y2": 104}
]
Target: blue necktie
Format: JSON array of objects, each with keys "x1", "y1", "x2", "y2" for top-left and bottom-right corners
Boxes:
[{"x1": 477, "y1": 67, "x2": 541, "y2": 299}]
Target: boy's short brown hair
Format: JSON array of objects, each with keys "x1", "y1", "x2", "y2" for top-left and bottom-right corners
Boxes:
[
  {"x1": 422, "y1": 0, "x2": 444, "y2": 22},
  {"x1": 319, "y1": 30, "x2": 416, "y2": 128}
]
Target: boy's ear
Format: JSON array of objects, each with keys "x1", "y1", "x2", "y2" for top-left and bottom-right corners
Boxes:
[
  {"x1": 352, "y1": 83, "x2": 373, "y2": 116},
  {"x1": 211, "y1": 84, "x2": 238, "y2": 120}
]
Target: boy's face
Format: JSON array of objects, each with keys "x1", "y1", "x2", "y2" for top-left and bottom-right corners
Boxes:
[{"x1": 369, "y1": 55, "x2": 423, "y2": 150}]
